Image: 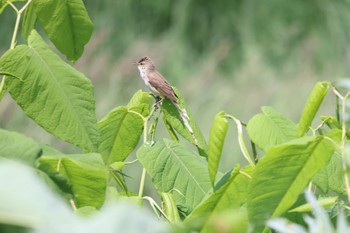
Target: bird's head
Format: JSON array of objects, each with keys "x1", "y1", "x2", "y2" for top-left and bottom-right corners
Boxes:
[{"x1": 133, "y1": 56, "x2": 155, "y2": 72}]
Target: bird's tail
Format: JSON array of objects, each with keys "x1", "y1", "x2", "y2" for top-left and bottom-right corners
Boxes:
[{"x1": 173, "y1": 102, "x2": 199, "y2": 146}]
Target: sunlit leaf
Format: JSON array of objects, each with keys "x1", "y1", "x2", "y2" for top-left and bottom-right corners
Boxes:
[
  {"x1": 247, "y1": 136, "x2": 335, "y2": 233},
  {"x1": 297, "y1": 81, "x2": 330, "y2": 137},
  {"x1": 247, "y1": 106, "x2": 297, "y2": 152},
  {"x1": 98, "y1": 91, "x2": 153, "y2": 164},
  {"x1": 207, "y1": 111, "x2": 229, "y2": 186},
  {"x1": 38, "y1": 153, "x2": 107, "y2": 208},
  {"x1": 161, "y1": 88, "x2": 207, "y2": 156},
  {"x1": 185, "y1": 165, "x2": 253, "y2": 231},
  {"x1": 289, "y1": 196, "x2": 338, "y2": 213},
  {"x1": 137, "y1": 139, "x2": 211, "y2": 215},
  {"x1": 161, "y1": 192, "x2": 181, "y2": 223},
  {"x1": 0, "y1": 129, "x2": 41, "y2": 166},
  {"x1": 0, "y1": 30, "x2": 99, "y2": 151},
  {"x1": 126, "y1": 89, "x2": 153, "y2": 111},
  {"x1": 98, "y1": 106, "x2": 144, "y2": 164}
]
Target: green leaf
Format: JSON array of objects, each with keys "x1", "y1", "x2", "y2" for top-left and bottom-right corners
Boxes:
[
  {"x1": 0, "y1": 160, "x2": 167, "y2": 233},
  {"x1": 312, "y1": 129, "x2": 344, "y2": 194},
  {"x1": 313, "y1": 153, "x2": 344, "y2": 195},
  {"x1": 185, "y1": 166, "x2": 253, "y2": 230},
  {"x1": 0, "y1": 128, "x2": 41, "y2": 166},
  {"x1": 38, "y1": 153, "x2": 107, "y2": 208},
  {"x1": 0, "y1": 71, "x2": 18, "y2": 79},
  {"x1": 289, "y1": 196, "x2": 338, "y2": 213},
  {"x1": 161, "y1": 88, "x2": 207, "y2": 156},
  {"x1": 297, "y1": 81, "x2": 330, "y2": 137},
  {"x1": 163, "y1": 118, "x2": 179, "y2": 142},
  {"x1": 22, "y1": 2, "x2": 37, "y2": 42},
  {"x1": 208, "y1": 111, "x2": 229, "y2": 186},
  {"x1": 98, "y1": 106, "x2": 144, "y2": 164},
  {"x1": 161, "y1": 192, "x2": 181, "y2": 223},
  {"x1": 111, "y1": 169, "x2": 129, "y2": 193},
  {"x1": 98, "y1": 91, "x2": 152, "y2": 164},
  {"x1": 126, "y1": 89, "x2": 153, "y2": 111},
  {"x1": 247, "y1": 106, "x2": 297, "y2": 152},
  {"x1": 0, "y1": 30, "x2": 99, "y2": 151},
  {"x1": 137, "y1": 139, "x2": 211, "y2": 215},
  {"x1": 32, "y1": 0, "x2": 93, "y2": 61},
  {"x1": 247, "y1": 136, "x2": 335, "y2": 233}
]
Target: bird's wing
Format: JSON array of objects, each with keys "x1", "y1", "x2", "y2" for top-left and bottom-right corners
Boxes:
[{"x1": 148, "y1": 71, "x2": 178, "y2": 103}]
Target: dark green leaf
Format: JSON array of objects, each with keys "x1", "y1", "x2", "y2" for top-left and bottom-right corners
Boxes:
[{"x1": 32, "y1": 0, "x2": 93, "y2": 61}]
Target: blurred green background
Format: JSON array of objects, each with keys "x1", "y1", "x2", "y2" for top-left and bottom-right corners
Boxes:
[{"x1": 1, "y1": 0, "x2": 349, "y2": 180}]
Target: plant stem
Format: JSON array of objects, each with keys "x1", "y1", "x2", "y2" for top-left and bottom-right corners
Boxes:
[
  {"x1": 332, "y1": 86, "x2": 350, "y2": 202},
  {"x1": 227, "y1": 115, "x2": 256, "y2": 167},
  {"x1": 138, "y1": 110, "x2": 150, "y2": 198},
  {"x1": 137, "y1": 104, "x2": 160, "y2": 198},
  {"x1": 1, "y1": 0, "x2": 32, "y2": 98}
]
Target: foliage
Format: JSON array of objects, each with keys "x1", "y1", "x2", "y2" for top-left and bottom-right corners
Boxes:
[{"x1": 1, "y1": 1, "x2": 350, "y2": 233}]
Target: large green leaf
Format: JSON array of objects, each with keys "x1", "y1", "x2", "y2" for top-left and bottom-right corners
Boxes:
[
  {"x1": 161, "y1": 88, "x2": 207, "y2": 156},
  {"x1": 98, "y1": 106, "x2": 145, "y2": 164},
  {"x1": 247, "y1": 136, "x2": 335, "y2": 233},
  {"x1": 207, "y1": 111, "x2": 229, "y2": 186},
  {"x1": 247, "y1": 106, "x2": 297, "y2": 152},
  {"x1": 32, "y1": 0, "x2": 93, "y2": 61},
  {"x1": 0, "y1": 30, "x2": 99, "y2": 151},
  {"x1": 0, "y1": 160, "x2": 167, "y2": 233},
  {"x1": 297, "y1": 81, "x2": 330, "y2": 137},
  {"x1": 38, "y1": 153, "x2": 107, "y2": 208},
  {"x1": 185, "y1": 166, "x2": 252, "y2": 233},
  {"x1": 0, "y1": 129, "x2": 41, "y2": 166},
  {"x1": 98, "y1": 90, "x2": 153, "y2": 164},
  {"x1": 137, "y1": 139, "x2": 211, "y2": 215}
]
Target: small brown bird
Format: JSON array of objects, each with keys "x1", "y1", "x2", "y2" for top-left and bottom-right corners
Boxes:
[{"x1": 133, "y1": 56, "x2": 198, "y2": 145}]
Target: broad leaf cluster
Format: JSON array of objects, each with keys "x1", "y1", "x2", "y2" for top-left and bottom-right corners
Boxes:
[{"x1": 1, "y1": 1, "x2": 350, "y2": 233}]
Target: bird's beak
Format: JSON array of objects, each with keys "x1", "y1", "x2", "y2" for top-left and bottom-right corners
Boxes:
[{"x1": 132, "y1": 61, "x2": 139, "y2": 65}]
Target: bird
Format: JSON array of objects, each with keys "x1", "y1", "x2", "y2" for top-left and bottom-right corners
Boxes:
[{"x1": 133, "y1": 56, "x2": 198, "y2": 145}]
